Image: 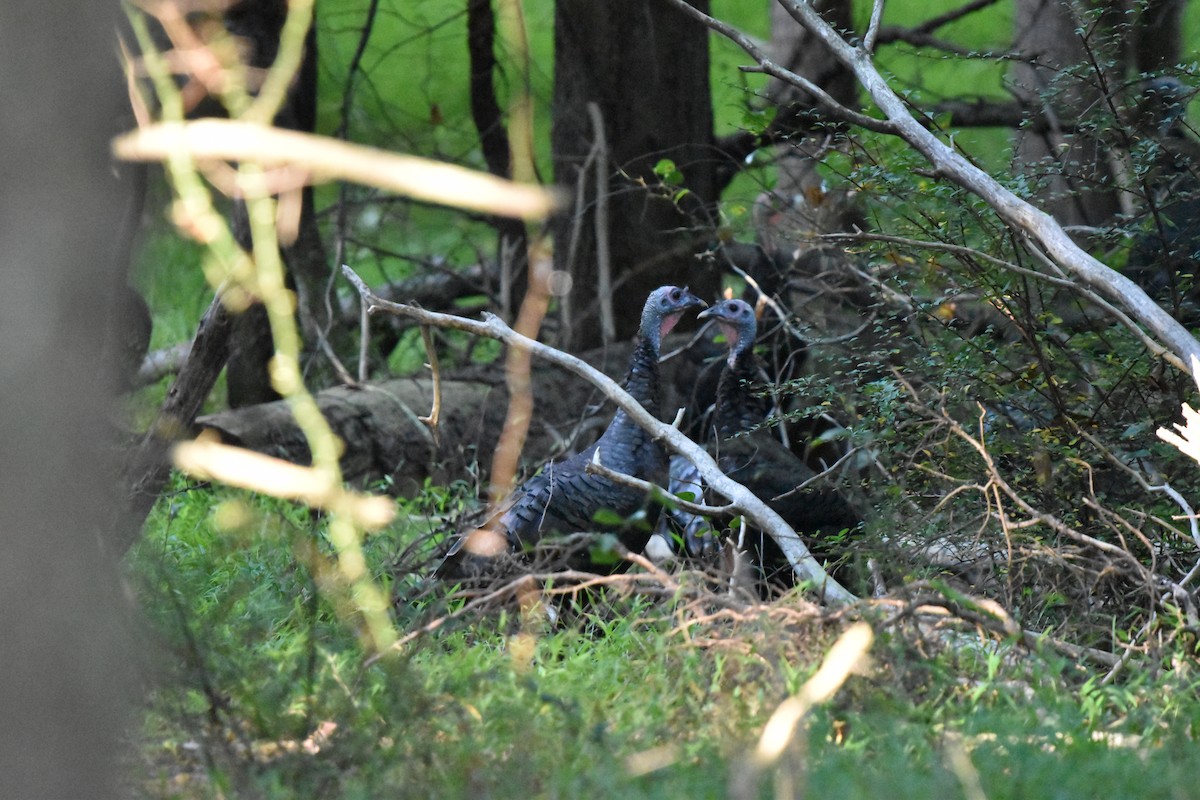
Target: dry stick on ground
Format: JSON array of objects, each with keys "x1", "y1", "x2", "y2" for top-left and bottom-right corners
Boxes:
[
  {"x1": 342, "y1": 265, "x2": 858, "y2": 607},
  {"x1": 900, "y1": 380, "x2": 1200, "y2": 661},
  {"x1": 663, "y1": 0, "x2": 1200, "y2": 377},
  {"x1": 857, "y1": 583, "x2": 1123, "y2": 668}
]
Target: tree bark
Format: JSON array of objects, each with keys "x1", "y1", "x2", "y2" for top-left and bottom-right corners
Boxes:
[
  {"x1": 0, "y1": 2, "x2": 136, "y2": 796},
  {"x1": 551, "y1": 0, "x2": 721, "y2": 349},
  {"x1": 225, "y1": 0, "x2": 327, "y2": 407},
  {"x1": 1010, "y1": 0, "x2": 1124, "y2": 228},
  {"x1": 467, "y1": 0, "x2": 529, "y2": 314},
  {"x1": 1010, "y1": 0, "x2": 1184, "y2": 229}
]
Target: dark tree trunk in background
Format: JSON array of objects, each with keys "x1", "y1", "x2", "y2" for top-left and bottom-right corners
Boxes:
[
  {"x1": 552, "y1": 0, "x2": 721, "y2": 349},
  {"x1": 0, "y1": 2, "x2": 136, "y2": 796},
  {"x1": 467, "y1": 0, "x2": 529, "y2": 317},
  {"x1": 1131, "y1": 0, "x2": 1185, "y2": 75},
  {"x1": 1010, "y1": 0, "x2": 1184, "y2": 228},
  {"x1": 226, "y1": 0, "x2": 327, "y2": 407}
]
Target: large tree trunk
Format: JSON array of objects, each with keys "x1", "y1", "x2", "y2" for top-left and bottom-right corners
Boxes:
[
  {"x1": 551, "y1": 0, "x2": 721, "y2": 349},
  {"x1": 0, "y1": 2, "x2": 136, "y2": 796}
]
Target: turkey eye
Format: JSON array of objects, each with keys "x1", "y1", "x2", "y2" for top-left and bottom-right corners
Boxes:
[{"x1": 670, "y1": 289, "x2": 681, "y2": 300}]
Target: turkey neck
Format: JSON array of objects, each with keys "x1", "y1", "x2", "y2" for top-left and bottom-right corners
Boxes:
[
  {"x1": 714, "y1": 344, "x2": 769, "y2": 439},
  {"x1": 593, "y1": 329, "x2": 663, "y2": 471},
  {"x1": 619, "y1": 331, "x2": 662, "y2": 417}
]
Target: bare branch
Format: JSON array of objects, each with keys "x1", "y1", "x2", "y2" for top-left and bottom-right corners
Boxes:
[
  {"x1": 113, "y1": 119, "x2": 561, "y2": 221},
  {"x1": 904, "y1": 0, "x2": 1002, "y2": 37},
  {"x1": 863, "y1": 0, "x2": 885, "y2": 54},
  {"x1": 665, "y1": 4, "x2": 892, "y2": 134},
  {"x1": 666, "y1": 0, "x2": 1200, "y2": 377},
  {"x1": 588, "y1": 102, "x2": 616, "y2": 344}
]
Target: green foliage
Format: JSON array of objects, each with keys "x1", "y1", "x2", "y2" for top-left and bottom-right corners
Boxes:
[{"x1": 127, "y1": 476, "x2": 1200, "y2": 799}]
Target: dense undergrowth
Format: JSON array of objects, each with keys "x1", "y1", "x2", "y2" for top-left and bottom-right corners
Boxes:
[{"x1": 125, "y1": 474, "x2": 1200, "y2": 798}]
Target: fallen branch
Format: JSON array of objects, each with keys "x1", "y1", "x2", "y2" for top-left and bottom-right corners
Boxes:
[{"x1": 343, "y1": 264, "x2": 858, "y2": 606}]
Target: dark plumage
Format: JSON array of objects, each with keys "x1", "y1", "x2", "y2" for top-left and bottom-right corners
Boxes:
[
  {"x1": 440, "y1": 285, "x2": 707, "y2": 576},
  {"x1": 666, "y1": 298, "x2": 857, "y2": 587}
]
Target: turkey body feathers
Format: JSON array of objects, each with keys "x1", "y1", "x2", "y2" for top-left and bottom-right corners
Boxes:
[
  {"x1": 496, "y1": 326, "x2": 670, "y2": 549},
  {"x1": 441, "y1": 285, "x2": 706, "y2": 575},
  {"x1": 671, "y1": 298, "x2": 857, "y2": 568}
]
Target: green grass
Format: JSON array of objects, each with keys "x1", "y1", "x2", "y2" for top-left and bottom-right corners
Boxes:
[{"x1": 125, "y1": 477, "x2": 1200, "y2": 799}]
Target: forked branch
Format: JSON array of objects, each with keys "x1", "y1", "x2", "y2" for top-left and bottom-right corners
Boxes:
[{"x1": 663, "y1": 0, "x2": 1200, "y2": 377}]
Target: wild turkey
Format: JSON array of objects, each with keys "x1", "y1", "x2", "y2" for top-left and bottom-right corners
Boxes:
[
  {"x1": 665, "y1": 298, "x2": 857, "y2": 588},
  {"x1": 439, "y1": 285, "x2": 708, "y2": 577}
]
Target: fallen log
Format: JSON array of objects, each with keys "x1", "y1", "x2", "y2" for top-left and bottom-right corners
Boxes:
[
  {"x1": 194, "y1": 339, "x2": 710, "y2": 494},
  {"x1": 198, "y1": 378, "x2": 509, "y2": 495}
]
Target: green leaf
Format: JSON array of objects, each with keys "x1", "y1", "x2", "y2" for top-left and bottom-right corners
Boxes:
[{"x1": 653, "y1": 158, "x2": 684, "y2": 185}]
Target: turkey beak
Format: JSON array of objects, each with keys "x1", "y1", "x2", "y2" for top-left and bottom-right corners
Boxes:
[{"x1": 685, "y1": 291, "x2": 708, "y2": 312}]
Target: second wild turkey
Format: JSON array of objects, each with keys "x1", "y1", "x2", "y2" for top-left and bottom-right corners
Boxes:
[
  {"x1": 438, "y1": 285, "x2": 708, "y2": 577},
  {"x1": 665, "y1": 297, "x2": 858, "y2": 589}
]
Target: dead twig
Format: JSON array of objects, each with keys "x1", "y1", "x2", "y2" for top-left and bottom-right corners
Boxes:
[{"x1": 417, "y1": 325, "x2": 442, "y2": 443}]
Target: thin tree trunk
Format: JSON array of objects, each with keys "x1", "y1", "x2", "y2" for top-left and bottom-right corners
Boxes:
[
  {"x1": 467, "y1": 0, "x2": 529, "y2": 316},
  {"x1": 225, "y1": 0, "x2": 327, "y2": 407},
  {"x1": 119, "y1": 294, "x2": 233, "y2": 551}
]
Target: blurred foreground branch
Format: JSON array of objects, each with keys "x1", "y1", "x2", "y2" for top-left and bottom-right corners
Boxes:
[{"x1": 113, "y1": 119, "x2": 560, "y2": 221}]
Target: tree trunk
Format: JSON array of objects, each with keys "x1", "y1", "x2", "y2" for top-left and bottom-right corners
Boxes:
[
  {"x1": 467, "y1": 0, "x2": 529, "y2": 318},
  {"x1": 225, "y1": 0, "x2": 327, "y2": 407},
  {"x1": 1011, "y1": 0, "x2": 1123, "y2": 227},
  {"x1": 768, "y1": 0, "x2": 857, "y2": 116},
  {"x1": 1010, "y1": 0, "x2": 1184, "y2": 229},
  {"x1": 119, "y1": 294, "x2": 234, "y2": 552},
  {"x1": 551, "y1": 0, "x2": 721, "y2": 349},
  {"x1": 0, "y1": 2, "x2": 136, "y2": 795}
]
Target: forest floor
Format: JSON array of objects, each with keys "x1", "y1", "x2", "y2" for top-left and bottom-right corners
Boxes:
[{"x1": 123, "y1": 475, "x2": 1200, "y2": 799}]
